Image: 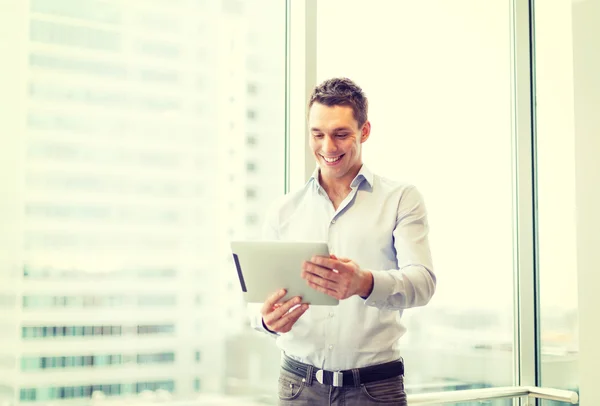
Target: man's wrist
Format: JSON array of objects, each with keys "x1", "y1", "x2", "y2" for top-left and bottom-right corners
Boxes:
[
  {"x1": 358, "y1": 270, "x2": 374, "y2": 299},
  {"x1": 262, "y1": 318, "x2": 276, "y2": 334}
]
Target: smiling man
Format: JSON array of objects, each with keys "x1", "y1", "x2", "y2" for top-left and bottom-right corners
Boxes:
[{"x1": 252, "y1": 78, "x2": 436, "y2": 406}]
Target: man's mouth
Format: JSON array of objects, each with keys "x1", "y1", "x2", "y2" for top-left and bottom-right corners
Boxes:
[{"x1": 321, "y1": 154, "x2": 344, "y2": 164}]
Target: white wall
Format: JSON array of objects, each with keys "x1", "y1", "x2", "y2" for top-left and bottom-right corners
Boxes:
[{"x1": 573, "y1": 0, "x2": 600, "y2": 404}]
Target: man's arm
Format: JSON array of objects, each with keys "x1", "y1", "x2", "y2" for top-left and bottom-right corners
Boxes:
[
  {"x1": 363, "y1": 185, "x2": 436, "y2": 309},
  {"x1": 301, "y1": 186, "x2": 435, "y2": 310}
]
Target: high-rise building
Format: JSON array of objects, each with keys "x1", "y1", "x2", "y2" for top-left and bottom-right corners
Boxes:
[{"x1": 0, "y1": 0, "x2": 285, "y2": 404}]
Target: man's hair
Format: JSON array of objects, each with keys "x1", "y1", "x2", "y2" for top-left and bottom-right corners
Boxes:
[{"x1": 308, "y1": 78, "x2": 368, "y2": 127}]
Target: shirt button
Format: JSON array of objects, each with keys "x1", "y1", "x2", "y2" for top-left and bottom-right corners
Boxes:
[
  {"x1": 329, "y1": 312, "x2": 334, "y2": 317},
  {"x1": 331, "y1": 219, "x2": 336, "y2": 224},
  {"x1": 328, "y1": 345, "x2": 334, "y2": 350}
]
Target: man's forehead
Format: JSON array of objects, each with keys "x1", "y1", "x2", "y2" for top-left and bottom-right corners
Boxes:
[{"x1": 309, "y1": 104, "x2": 357, "y2": 128}]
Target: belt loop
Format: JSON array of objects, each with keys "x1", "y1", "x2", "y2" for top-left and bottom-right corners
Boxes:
[
  {"x1": 305, "y1": 364, "x2": 314, "y2": 386},
  {"x1": 351, "y1": 368, "x2": 361, "y2": 388}
]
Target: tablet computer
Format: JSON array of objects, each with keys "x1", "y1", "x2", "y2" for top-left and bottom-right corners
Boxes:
[{"x1": 230, "y1": 240, "x2": 339, "y2": 306}]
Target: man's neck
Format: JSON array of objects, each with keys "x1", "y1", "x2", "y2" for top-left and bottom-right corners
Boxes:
[{"x1": 319, "y1": 164, "x2": 362, "y2": 200}]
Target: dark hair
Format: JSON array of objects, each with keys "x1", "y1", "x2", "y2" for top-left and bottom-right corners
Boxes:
[{"x1": 308, "y1": 78, "x2": 368, "y2": 127}]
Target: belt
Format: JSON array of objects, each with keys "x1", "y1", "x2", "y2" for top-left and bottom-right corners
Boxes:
[{"x1": 281, "y1": 355, "x2": 404, "y2": 387}]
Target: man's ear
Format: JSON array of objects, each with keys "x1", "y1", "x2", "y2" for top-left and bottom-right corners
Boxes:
[{"x1": 361, "y1": 121, "x2": 371, "y2": 143}]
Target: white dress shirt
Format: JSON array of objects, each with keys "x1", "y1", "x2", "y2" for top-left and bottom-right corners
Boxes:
[{"x1": 249, "y1": 165, "x2": 436, "y2": 371}]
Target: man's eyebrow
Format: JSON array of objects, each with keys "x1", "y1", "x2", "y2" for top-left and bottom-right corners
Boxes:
[{"x1": 310, "y1": 127, "x2": 352, "y2": 132}]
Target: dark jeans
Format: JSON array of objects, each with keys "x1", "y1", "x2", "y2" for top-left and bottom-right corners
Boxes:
[{"x1": 277, "y1": 368, "x2": 407, "y2": 405}]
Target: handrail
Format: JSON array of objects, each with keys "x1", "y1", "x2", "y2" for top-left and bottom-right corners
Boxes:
[{"x1": 408, "y1": 386, "x2": 579, "y2": 405}]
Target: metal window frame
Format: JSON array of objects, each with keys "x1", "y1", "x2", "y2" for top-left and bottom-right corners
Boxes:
[
  {"x1": 511, "y1": 0, "x2": 541, "y2": 402},
  {"x1": 285, "y1": 0, "x2": 317, "y2": 193}
]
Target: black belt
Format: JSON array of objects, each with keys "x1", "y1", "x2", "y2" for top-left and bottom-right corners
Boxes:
[{"x1": 282, "y1": 355, "x2": 404, "y2": 387}]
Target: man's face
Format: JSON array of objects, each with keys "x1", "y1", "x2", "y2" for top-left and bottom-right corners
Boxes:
[{"x1": 308, "y1": 102, "x2": 370, "y2": 183}]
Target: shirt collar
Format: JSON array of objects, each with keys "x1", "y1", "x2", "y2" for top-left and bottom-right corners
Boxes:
[{"x1": 308, "y1": 164, "x2": 374, "y2": 190}]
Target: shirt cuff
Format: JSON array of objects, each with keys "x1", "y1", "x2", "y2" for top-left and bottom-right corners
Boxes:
[
  {"x1": 363, "y1": 269, "x2": 398, "y2": 308},
  {"x1": 250, "y1": 312, "x2": 280, "y2": 338}
]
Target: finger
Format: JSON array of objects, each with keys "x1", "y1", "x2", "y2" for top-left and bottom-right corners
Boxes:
[
  {"x1": 330, "y1": 254, "x2": 338, "y2": 260},
  {"x1": 312, "y1": 256, "x2": 352, "y2": 273},
  {"x1": 261, "y1": 289, "x2": 287, "y2": 315},
  {"x1": 306, "y1": 280, "x2": 339, "y2": 298},
  {"x1": 311, "y1": 256, "x2": 341, "y2": 271},
  {"x1": 303, "y1": 261, "x2": 339, "y2": 282},
  {"x1": 264, "y1": 296, "x2": 303, "y2": 324},
  {"x1": 266, "y1": 302, "x2": 307, "y2": 331},
  {"x1": 302, "y1": 270, "x2": 338, "y2": 292},
  {"x1": 269, "y1": 303, "x2": 309, "y2": 331}
]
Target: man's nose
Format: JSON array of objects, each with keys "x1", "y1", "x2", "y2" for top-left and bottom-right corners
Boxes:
[{"x1": 322, "y1": 135, "x2": 337, "y2": 152}]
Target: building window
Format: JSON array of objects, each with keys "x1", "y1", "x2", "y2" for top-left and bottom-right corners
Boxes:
[
  {"x1": 136, "y1": 380, "x2": 175, "y2": 393},
  {"x1": 137, "y1": 352, "x2": 175, "y2": 364},
  {"x1": 20, "y1": 388, "x2": 36, "y2": 402},
  {"x1": 22, "y1": 325, "x2": 123, "y2": 339},
  {"x1": 137, "y1": 324, "x2": 175, "y2": 335},
  {"x1": 194, "y1": 378, "x2": 201, "y2": 392},
  {"x1": 195, "y1": 351, "x2": 201, "y2": 362},
  {"x1": 246, "y1": 214, "x2": 258, "y2": 226},
  {"x1": 246, "y1": 162, "x2": 256, "y2": 172}
]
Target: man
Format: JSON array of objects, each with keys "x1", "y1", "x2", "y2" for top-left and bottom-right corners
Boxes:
[{"x1": 251, "y1": 78, "x2": 436, "y2": 405}]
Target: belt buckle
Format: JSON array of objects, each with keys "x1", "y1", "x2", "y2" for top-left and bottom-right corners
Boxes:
[{"x1": 315, "y1": 370, "x2": 343, "y2": 387}]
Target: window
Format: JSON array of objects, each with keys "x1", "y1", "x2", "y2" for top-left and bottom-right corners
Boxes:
[
  {"x1": 20, "y1": 389, "x2": 36, "y2": 402},
  {"x1": 29, "y1": 20, "x2": 120, "y2": 51},
  {"x1": 137, "y1": 352, "x2": 173, "y2": 364},
  {"x1": 22, "y1": 325, "x2": 124, "y2": 339},
  {"x1": 317, "y1": 0, "x2": 514, "y2": 400},
  {"x1": 137, "y1": 324, "x2": 175, "y2": 335},
  {"x1": 535, "y1": 1, "x2": 580, "y2": 401},
  {"x1": 246, "y1": 135, "x2": 258, "y2": 146},
  {"x1": 4, "y1": 0, "x2": 285, "y2": 403}
]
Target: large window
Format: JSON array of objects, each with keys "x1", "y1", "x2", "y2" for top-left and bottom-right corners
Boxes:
[
  {"x1": 0, "y1": 0, "x2": 285, "y2": 404},
  {"x1": 317, "y1": 0, "x2": 514, "y2": 401}
]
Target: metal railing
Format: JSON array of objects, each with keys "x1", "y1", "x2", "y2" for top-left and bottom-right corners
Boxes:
[{"x1": 408, "y1": 386, "x2": 579, "y2": 405}]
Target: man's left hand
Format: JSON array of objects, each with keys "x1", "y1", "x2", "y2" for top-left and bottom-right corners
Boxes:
[{"x1": 301, "y1": 255, "x2": 373, "y2": 300}]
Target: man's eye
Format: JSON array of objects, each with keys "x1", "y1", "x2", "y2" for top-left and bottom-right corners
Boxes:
[
  {"x1": 313, "y1": 134, "x2": 324, "y2": 138},
  {"x1": 336, "y1": 133, "x2": 349, "y2": 138}
]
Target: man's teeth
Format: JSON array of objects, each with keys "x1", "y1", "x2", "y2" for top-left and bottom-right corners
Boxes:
[{"x1": 323, "y1": 155, "x2": 341, "y2": 163}]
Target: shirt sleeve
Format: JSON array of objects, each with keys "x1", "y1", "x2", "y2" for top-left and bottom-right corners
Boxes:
[
  {"x1": 247, "y1": 201, "x2": 281, "y2": 337},
  {"x1": 363, "y1": 185, "x2": 436, "y2": 310}
]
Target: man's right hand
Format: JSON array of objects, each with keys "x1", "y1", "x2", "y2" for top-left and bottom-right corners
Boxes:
[{"x1": 261, "y1": 289, "x2": 309, "y2": 333}]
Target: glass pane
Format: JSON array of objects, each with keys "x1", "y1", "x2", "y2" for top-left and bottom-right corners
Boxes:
[
  {"x1": 535, "y1": 1, "x2": 580, "y2": 403},
  {"x1": 0, "y1": 0, "x2": 285, "y2": 404},
  {"x1": 317, "y1": 0, "x2": 514, "y2": 403}
]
